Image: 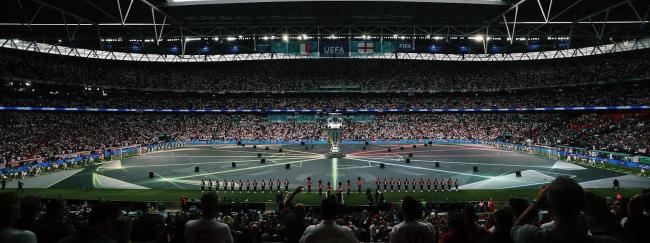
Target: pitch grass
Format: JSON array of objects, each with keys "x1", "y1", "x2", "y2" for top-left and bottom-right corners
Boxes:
[{"x1": 17, "y1": 188, "x2": 644, "y2": 206}]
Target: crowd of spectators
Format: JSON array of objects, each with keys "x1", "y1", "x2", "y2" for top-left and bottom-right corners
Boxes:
[
  {"x1": 3, "y1": 80, "x2": 649, "y2": 110},
  {"x1": 1, "y1": 177, "x2": 649, "y2": 243},
  {"x1": 1, "y1": 112, "x2": 648, "y2": 164},
  {"x1": 2, "y1": 48, "x2": 649, "y2": 92}
]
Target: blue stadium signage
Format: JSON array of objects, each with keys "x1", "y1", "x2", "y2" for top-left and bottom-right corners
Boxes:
[
  {"x1": 320, "y1": 40, "x2": 349, "y2": 57},
  {"x1": 1, "y1": 106, "x2": 649, "y2": 113}
]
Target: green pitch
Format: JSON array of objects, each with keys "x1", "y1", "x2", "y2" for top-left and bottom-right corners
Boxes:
[{"x1": 18, "y1": 188, "x2": 643, "y2": 206}]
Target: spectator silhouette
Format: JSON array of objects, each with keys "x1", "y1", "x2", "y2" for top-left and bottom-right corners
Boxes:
[
  {"x1": 58, "y1": 201, "x2": 123, "y2": 243},
  {"x1": 389, "y1": 196, "x2": 435, "y2": 243},
  {"x1": 285, "y1": 203, "x2": 309, "y2": 243},
  {"x1": 511, "y1": 176, "x2": 622, "y2": 243},
  {"x1": 38, "y1": 198, "x2": 75, "y2": 242},
  {"x1": 582, "y1": 192, "x2": 625, "y2": 241},
  {"x1": 438, "y1": 211, "x2": 469, "y2": 243},
  {"x1": 14, "y1": 195, "x2": 54, "y2": 243},
  {"x1": 184, "y1": 192, "x2": 233, "y2": 243},
  {"x1": 0, "y1": 192, "x2": 36, "y2": 243},
  {"x1": 299, "y1": 196, "x2": 359, "y2": 243},
  {"x1": 478, "y1": 206, "x2": 514, "y2": 243},
  {"x1": 622, "y1": 193, "x2": 650, "y2": 243}
]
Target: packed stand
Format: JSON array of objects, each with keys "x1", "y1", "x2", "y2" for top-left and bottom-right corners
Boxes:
[
  {"x1": 2, "y1": 48, "x2": 650, "y2": 92},
  {"x1": 2, "y1": 80, "x2": 649, "y2": 110},
  {"x1": 1, "y1": 112, "x2": 649, "y2": 165}
]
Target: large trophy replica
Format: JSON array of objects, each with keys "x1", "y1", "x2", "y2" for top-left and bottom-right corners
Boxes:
[{"x1": 327, "y1": 113, "x2": 346, "y2": 158}]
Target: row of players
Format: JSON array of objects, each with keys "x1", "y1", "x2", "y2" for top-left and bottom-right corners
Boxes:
[{"x1": 199, "y1": 177, "x2": 461, "y2": 194}]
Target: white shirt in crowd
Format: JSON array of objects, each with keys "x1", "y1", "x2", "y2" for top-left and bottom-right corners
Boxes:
[
  {"x1": 184, "y1": 218, "x2": 233, "y2": 243},
  {"x1": 299, "y1": 219, "x2": 360, "y2": 243},
  {"x1": 541, "y1": 220, "x2": 555, "y2": 230},
  {"x1": 389, "y1": 219, "x2": 435, "y2": 243},
  {"x1": 0, "y1": 227, "x2": 37, "y2": 243}
]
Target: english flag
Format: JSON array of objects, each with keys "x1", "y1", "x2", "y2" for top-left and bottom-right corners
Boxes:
[{"x1": 357, "y1": 42, "x2": 374, "y2": 53}]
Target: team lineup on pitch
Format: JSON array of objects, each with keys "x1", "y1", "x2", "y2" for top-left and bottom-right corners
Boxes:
[{"x1": 11, "y1": 143, "x2": 650, "y2": 191}]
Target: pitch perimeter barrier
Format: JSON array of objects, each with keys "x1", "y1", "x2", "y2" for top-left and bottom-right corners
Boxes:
[{"x1": 486, "y1": 141, "x2": 650, "y2": 170}]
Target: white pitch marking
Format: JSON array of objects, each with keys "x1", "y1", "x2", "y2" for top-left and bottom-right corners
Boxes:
[
  {"x1": 121, "y1": 159, "x2": 263, "y2": 168},
  {"x1": 346, "y1": 157, "x2": 494, "y2": 179},
  {"x1": 281, "y1": 149, "x2": 326, "y2": 156},
  {"x1": 170, "y1": 157, "x2": 324, "y2": 179},
  {"x1": 338, "y1": 165, "x2": 376, "y2": 170},
  {"x1": 355, "y1": 157, "x2": 553, "y2": 169}
]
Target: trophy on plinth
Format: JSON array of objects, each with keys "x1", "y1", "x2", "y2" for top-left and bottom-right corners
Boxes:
[{"x1": 327, "y1": 113, "x2": 346, "y2": 158}]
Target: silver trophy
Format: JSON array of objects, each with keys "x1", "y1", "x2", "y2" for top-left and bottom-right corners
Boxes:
[{"x1": 327, "y1": 113, "x2": 346, "y2": 158}]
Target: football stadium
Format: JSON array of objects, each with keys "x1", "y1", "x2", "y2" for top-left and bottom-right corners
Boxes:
[{"x1": 1, "y1": 0, "x2": 650, "y2": 242}]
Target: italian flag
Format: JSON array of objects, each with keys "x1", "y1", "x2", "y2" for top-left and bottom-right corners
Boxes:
[{"x1": 300, "y1": 43, "x2": 313, "y2": 55}]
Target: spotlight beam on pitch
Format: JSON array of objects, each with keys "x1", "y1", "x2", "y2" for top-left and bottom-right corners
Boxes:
[
  {"x1": 332, "y1": 158, "x2": 338, "y2": 187},
  {"x1": 143, "y1": 155, "x2": 319, "y2": 158}
]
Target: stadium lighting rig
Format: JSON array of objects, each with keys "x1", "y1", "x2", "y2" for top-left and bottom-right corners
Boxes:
[{"x1": 0, "y1": 0, "x2": 647, "y2": 58}]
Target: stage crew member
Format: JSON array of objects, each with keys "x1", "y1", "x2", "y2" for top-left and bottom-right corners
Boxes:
[
  {"x1": 613, "y1": 179, "x2": 620, "y2": 190},
  {"x1": 16, "y1": 181, "x2": 24, "y2": 193}
]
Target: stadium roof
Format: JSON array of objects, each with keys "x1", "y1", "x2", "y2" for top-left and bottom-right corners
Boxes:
[{"x1": 0, "y1": 0, "x2": 647, "y2": 53}]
